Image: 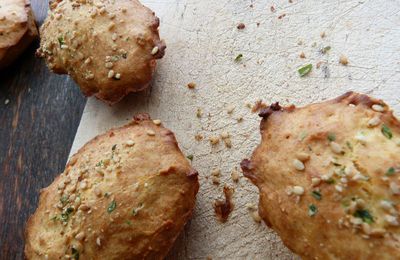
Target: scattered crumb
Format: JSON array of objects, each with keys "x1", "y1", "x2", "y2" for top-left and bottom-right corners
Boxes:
[
  {"x1": 299, "y1": 52, "x2": 306, "y2": 59},
  {"x1": 256, "y1": 22, "x2": 260, "y2": 27},
  {"x1": 209, "y1": 136, "x2": 220, "y2": 145},
  {"x1": 289, "y1": 0, "x2": 293, "y2": 3},
  {"x1": 246, "y1": 203, "x2": 257, "y2": 210},
  {"x1": 297, "y1": 39, "x2": 303, "y2": 45},
  {"x1": 206, "y1": 257, "x2": 212, "y2": 260},
  {"x1": 270, "y1": 6, "x2": 275, "y2": 12},
  {"x1": 220, "y1": 132, "x2": 232, "y2": 148},
  {"x1": 311, "y1": 42, "x2": 317, "y2": 47},
  {"x1": 187, "y1": 82, "x2": 196, "y2": 89},
  {"x1": 196, "y1": 108, "x2": 203, "y2": 118},
  {"x1": 195, "y1": 134, "x2": 203, "y2": 141},
  {"x1": 278, "y1": 14, "x2": 286, "y2": 19},
  {"x1": 211, "y1": 168, "x2": 221, "y2": 177},
  {"x1": 237, "y1": 23, "x2": 245, "y2": 30},
  {"x1": 250, "y1": 211, "x2": 262, "y2": 223},
  {"x1": 214, "y1": 186, "x2": 234, "y2": 223},
  {"x1": 249, "y1": 4, "x2": 253, "y2": 8},
  {"x1": 320, "y1": 31, "x2": 326, "y2": 38},
  {"x1": 236, "y1": 116, "x2": 243, "y2": 123},
  {"x1": 231, "y1": 168, "x2": 240, "y2": 182},
  {"x1": 339, "y1": 55, "x2": 349, "y2": 66},
  {"x1": 4, "y1": 99, "x2": 10, "y2": 105},
  {"x1": 246, "y1": 102, "x2": 252, "y2": 109},
  {"x1": 251, "y1": 100, "x2": 267, "y2": 113},
  {"x1": 212, "y1": 176, "x2": 220, "y2": 185},
  {"x1": 316, "y1": 61, "x2": 324, "y2": 69},
  {"x1": 226, "y1": 105, "x2": 235, "y2": 114}
]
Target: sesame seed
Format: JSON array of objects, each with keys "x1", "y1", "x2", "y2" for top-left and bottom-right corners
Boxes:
[
  {"x1": 296, "y1": 152, "x2": 310, "y2": 162},
  {"x1": 147, "y1": 130, "x2": 155, "y2": 136},
  {"x1": 4, "y1": 99, "x2": 9, "y2": 105},
  {"x1": 380, "y1": 200, "x2": 393, "y2": 211},
  {"x1": 293, "y1": 159, "x2": 305, "y2": 171},
  {"x1": 105, "y1": 62, "x2": 113, "y2": 69},
  {"x1": 108, "y1": 70, "x2": 115, "y2": 78},
  {"x1": 153, "y1": 119, "x2": 161, "y2": 125},
  {"x1": 96, "y1": 237, "x2": 101, "y2": 246},
  {"x1": 151, "y1": 46, "x2": 159, "y2": 55},
  {"x1": 60, "y1": 45, "x2": 69, "y2": 49},
  {"x1": 292, "y1": 186, "x2": 304, "y2": 195},
  {"x1": 352, "y1": 172, "x2": 368, "y2": 181},
  {"x1": 126, "y1": 140, "x2": 135, "y2": 146},
  {"x1": 384, "y1": 215, "x2": 399, "y2": 226},
  {"x1": 339, "y1": 55, "x2": 348, "y2": 65},
  {"x1": 114, "y1": 73, "x2": 121, "y2": 79},
  {"x1": 330, "y1": 142, "x2": 342, "y2": 154},
  {"x1": 367, "y1": 116, "x2": 380, "y2": 127},
  {"x1": 355, "y1": 132, "x2": 367, "y2": 144},
  {"x1": 75, "y1": 232, "x2": 85, "y2": 241},
  {"x1": 335, "y1": 185, "x2": 343, "y2": 192},
  {"x1": 84, "y1": 58, "x2": 91, "y2": 64},
  {"x1": 79, "y1": 204, "x2": 90, "y2": 211},
  {"x1": 311, "y1": 177, "x2": 321, "y2": 186},
  {"x1": 372, "y1": 104, "x2": 385, "y2": 112}
]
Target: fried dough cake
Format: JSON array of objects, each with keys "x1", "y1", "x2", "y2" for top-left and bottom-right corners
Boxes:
[
  {"x1": 25, "y1": 114, "x2": 198, "y2": 259},
  {"x1": 37, "y1": 0, "x2": 166, "y2": 104},
  {"x1": 241, "y1": 92, "x2": 400, "y2": 259}
]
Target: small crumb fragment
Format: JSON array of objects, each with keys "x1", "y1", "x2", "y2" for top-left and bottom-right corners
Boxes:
[
  {"x1": 299, "y1": 52, "x2": 306, "y2": 59},
  {"x1": 187, "y1": 82, "x2": 196, "y2": 89},
  {"x1": 211, "y1": 168, "x2": 221, "y2": 177},
  {"x1": 270, "y1": 6, "x2": 275, "y2": 12},
  {"x1": 196, "y1": 108, "x2": 203, "y2": 118},
  {"x1": 278, "y1": 14, "x2": 286, "y2": 19},
  {"x1": 209, "y1": 136, "x2": 220, "y2": 145},
  {"x1": 146, "y1": 130, "x2": 155, "y2": 136},
  {"x1": 320, "y1": 31, "x2": 326, "y2": 38},
  {"x1": 251, "y1": 100, "x2": 267, "y2": 113},
  {"x1": 250, "y1": 211, "x2": 262, "y2": 223},
  {"x1": 152, "y1": 119, "x2": 161, "y2": 125},
  {"x1": 231, "y1": 169, "x2": 240, "y2": 182},
  {"x1": 151, "y1": 46, "x2": 159, "y2": 55},
  {"x1": 214, "y1": 186, "x2": 234, "y2": 223},
  {"x1": 195, "y1": 134, "x2": 203, "y2": 141},
  {"x1": 237, "y1": 23, "x2": 245, "y2": 29},
  {"x1": 293, "y1": 159, "x2": 305, "y2": 171},
  {"x1": 226, "y1": 105, "x2": 235, "y2": 114},
  {"x1": 212, "y1": 176, "x2": 220, "y2": 185},
  {"x1": 236, "y1": 116, "x2": 243, "y2": 123},
  {"x1": 339, "y1": 55, "x2": 348, "y2": 66}
]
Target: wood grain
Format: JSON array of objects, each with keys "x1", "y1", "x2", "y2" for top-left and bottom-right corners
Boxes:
[{"x1": 0, "y1": 1, "x2": 86, "y2": 258}]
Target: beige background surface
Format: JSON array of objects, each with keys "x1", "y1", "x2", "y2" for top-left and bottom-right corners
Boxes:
[{"x1": 70, "y1": 0, "x2": 400, "y2": 259}]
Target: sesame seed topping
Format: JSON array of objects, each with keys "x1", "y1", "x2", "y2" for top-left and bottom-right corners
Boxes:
[
  {"x1": 293, "y1": 159, "x2": 305, "y2": 171},
  {"x1": 330, "y1": 142, "x2": 342, "y2": 154},
  {"x1": 153, "y1": 119, "x2": 161, "y2": 125},
  {"x1": 380, "y1": 200, "x2": 393, "y2": 211},
  {"x1": 372, "y1": 104, "x2": 385, "y2": 112},
  {"x1": 114, "y1": 73, "x2": 121, "y2": 79},
  {"x1": 4, "y1": 99, "x2": 9, "y2": 105},
  {"x1": 311, "y1": 177, "x2": 321, "y2": 186},
  {"x1": 112, "y1": 33, "x2": 118, "y2": 41},
  {"x1": 390, "y1": 182, "x2": 400, "y2": 194},
  {"x1": 367, "y1": 116, "x2": 380, "y2": 127},
  {"x1": 384, "y1": 215, "x2": 399, "y2": 226},
  {"x1": 108, "y1": 70, "x2": 115, "y2": 78},
  {"x1": 296, "y1": 152, "x2": 310, "y2": 162},
  {"x1": 126, "y1": 140, "x2": 135, "y2": 146},
  {"x1": 75, "y1": 232, "x2": 85, "y2": 241},
  {"x1": 335, "y1": 185, "x2": 343, "y2": 192},
  {"x1": 84, "y1": 58, "x2": 91, "y2": 64},
  {"x1": 96, "y1": 237, "x2": 101, "y2": 246},
  {"x1": 151, "y1": 46, "x2": 159, "y2": 55},
  {"x1": 292, "y1": 186, "x2": 304, "y2": 195},
  {"x1": 147, "y1": 130, "x2": 155, "y2": 136}
]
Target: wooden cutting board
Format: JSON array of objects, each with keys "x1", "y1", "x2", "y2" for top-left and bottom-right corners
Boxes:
[{"x1": 70, "y1": 0, "x2": 400, "y2": 258}]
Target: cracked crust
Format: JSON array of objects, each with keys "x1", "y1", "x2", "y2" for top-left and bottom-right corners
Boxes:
[
  {"x1": 25, "y1": 114, "x2": 198, "y2": 259},
  {"x1": 0, "y1": 0, "x2": 38, "y2": 69},
  {"x1": 37, "y1": 0, "x2": 166, "y2": 104},
  {"x1": 242, "y1": 92, "x2": 400, "y2": 259}
]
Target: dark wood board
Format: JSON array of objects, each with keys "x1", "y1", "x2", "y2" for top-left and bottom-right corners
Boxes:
[{"x1": 0, "y1": 1, "x2": 87, "y2": 258}]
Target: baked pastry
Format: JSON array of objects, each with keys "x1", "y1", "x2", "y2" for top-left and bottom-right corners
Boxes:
[
  {"x1": 25, "y1": 114, "x2": 198, "y2": 259},
  {"x1": 241, "y1": 92, "x2": 400, "y2": 259},
  {"x1": 37, "y1": 0, "x2": 166, "y2": 104},
  {"x1": 0, "y1": 0, "x2": 38, "y2": 69}
]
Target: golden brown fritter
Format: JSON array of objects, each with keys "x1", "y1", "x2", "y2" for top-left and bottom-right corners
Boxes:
[
  {"x1": 0, "y1": 0, "x2": 38, "y2": 69},
  {"x1": 25, "y1": 114, "x2": 198, "y2": 260},
  {"x1": 37, "y1": 0, "x2": 166, "y2": 104},
  {"x1": 241, "y1": 92, "x2": 400, "y2": 259}
]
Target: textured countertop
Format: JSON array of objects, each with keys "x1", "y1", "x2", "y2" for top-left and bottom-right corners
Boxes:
[{"x1": 70, "y1": 0, "x2": 400, "y2": 259}]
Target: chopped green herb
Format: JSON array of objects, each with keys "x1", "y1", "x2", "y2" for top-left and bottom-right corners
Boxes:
[
  {"x1": 327, "y1": 132, "x2": 336, "y2": 142},
  {"x1": 353, "y1": 209, "x2": 374, "y2": 224},
  {"x1": 60, "y1": 195, "x2": 69, "y2": 205},
  {"x1": 104, "y1": 192, "x2": 110, "y2": 198},
  {"x1": 61, "y1": 207, "x2": 74, "y2": 222},
  {"x1": 386, "y1": 167, "x2": 396, "y2": 176},
  {"x1": 111, "y1": 56, "x2": 120, "y2": 62},
  {"x1": 50, "y1": 215, "x2": 60, "y2": 221},
  {"x1": 325, "y1": 178, "x2": 335, "y2": 184},
  {"x1": 308, "y1": 204, "x2": 318, "y2": 216},
  {"x1": 186, "y1": 154, "x2": 194, "y2": 161},
  {"x1": 96, "y1": 160, "x2": 104, "y2": 167},
  {"x1": 311, "y1": 191, "x2": 322, "y2": 200},
  {"x1": 126, "y1": 220, "x2": 133, "y2": 226},
  {"x1": 57, "y1": 36, "x2": 65, "y2": 47},
  {"x1": 112, "y1": 144, "x2": 117, "y2": 151},
  {"x1": 298, "y1": 64, "x2": 312, "y2": 77},
  {"x1": 381, "y1": 124, "x2": 393, "y2": 139},
  {"x1": 299, "y1": 131, "x2": 308, "y2": 141},
  {"x1": 107, "y1": 200, "x2": 117, "y2": 213},
  {"x1": 122, "y1": 53, "x2": 128, "y2": 59},
  {"x1": 332, "y1": 162, "x2": 341, "y2": 166},
  {"x1": 71, "y1": 248, "x2": 79, "y2": 260},
  {"x1": 321, "y1": 46, "x2": 331, "y2": 54},
  {"x1": 132, "y1": 203, "x2": 144, "y2": 216},
  {"x1": 234, "y1": 54, "x2": 243, "y2": 62}
]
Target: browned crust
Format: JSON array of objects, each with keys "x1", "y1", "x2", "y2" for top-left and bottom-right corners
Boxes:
[
  {"x1": 25, "y1": 114, "x2": 198, "y2": 259},
  {"x1": 242, "y1": 92, "x2": 400, "y2": 259}
]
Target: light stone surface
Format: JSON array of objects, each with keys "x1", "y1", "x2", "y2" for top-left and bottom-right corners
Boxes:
[{"x1": 70, "y1": 0, "x2": 400, "y2": 259}]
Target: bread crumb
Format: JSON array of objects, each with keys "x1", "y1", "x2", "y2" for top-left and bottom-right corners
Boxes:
[
  {"x1": 251, "y1": 100, "x2": 267, "y2": 113},
  {"x1": 236, "y1": 116, "x2": 243, "y2": 122},
  {"x1": 251, "y1": 211, "x2": 262, "y2": 223},
  {"x1": 209, "y1": 136, "x2": 220, "y2": 145},
  {"x1": 196, "y1": 108, "x2": 203, "y2": 118},
  {"x1": 237, "y1": 23, "x2": 245, "y2": 29},
  {"x1": 212, "y1": 176, "x2": 220, "y2": 185},
  {"x1": 320, "y1": 31, "x2": 326, "y2": 38},
  {"x1": 339, "y1": 55, "x2": 348, "y2": 66},
  {"x1": 195, "y1": 134, "x2": 203, "y2": 141},
  {"x1": 231, "y1": 169, "x2": 240, "y2": 182},
  {"x1": 4, "y1": 99, "x2": 9, "y2": 105},
  {"x1": 270, "y1": 6, "x2": 275, "y2": 12},
  {"x1": 211, "y1": 169, "x2": 221, "y2": 177},
  {"x1": 226, "y1": 105, "x2": 235, "y2": 114},
  {"x1": 187, "y1": 82, "x2": 196, "y2": 89},
  {"x1": 299, "y1": 52, "x2": 306, "y2": 59},
  {"x1": 214, "y1": 186, "x2": 234, "y2": 222}
]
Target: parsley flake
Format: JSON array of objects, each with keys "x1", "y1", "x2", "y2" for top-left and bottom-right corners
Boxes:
[
  {"x1": 71, "y1": 248, "x2": 79, "y2": 260},
  {"x1": 381, "y1": 124, "x2": 393, "y2": 139},
  {"x1": 60, "y1": 195, "x2": 69, "y2": 205},
  {"x1": 57, "y1": 36, "x2": 65, "y2": 47},
  {"x1": 132, "y1": 203, "x2": 144, "y2": 216},
  {"x1": 234, "y1": 54, "x2": 243, "y2": 62},
  {"x1": 321, "y1": 46, "x2": 331, "y2": 54},
  {"x1": 353, "y1": 209, "x2": 374, "y2": 224},
  {"x1": 327, "y1": 132, "x2": 336, "y2": 142},
  {"x1": 186, "y1": 154, "x2": 194, "y2": 161},
  {"x1": 311, "y1": 191, "x2": 322, "y2": 200},
  {"x1": 61, "y1": 207, "x2": 74, "y2": 222},
  {"x1": 298, "y1": 64, "x2": 312, "y2": 77},
  {"x1": 386, "y1": 167, "x2": 396, "y2": 176},
  {"x1": 107, "y1": 200, "x2": 117, "y2": 213},
  {"x1": 325, "y1": 178, "x2": 335, "y2": 184},
  {"x1": 112, "y1": 144, "x2": 117, "y2": 151},
  {"x1": 308, "y1": 204, "x2": 318, "y2": 216}
]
